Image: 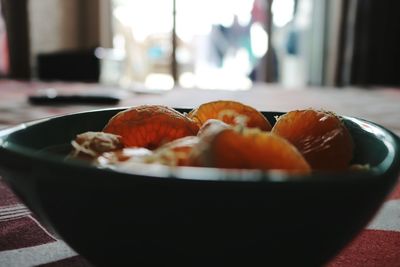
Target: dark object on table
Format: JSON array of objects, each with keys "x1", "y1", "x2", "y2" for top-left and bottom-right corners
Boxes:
[
  {"x1": 28, "y1": 93, "x2": 120, "y2": 105},
  {"x1": 0, "y1": 109, "x2": 399, "y2": 266},
  {"x1": 37, "y1": 49, "x2": 100, "y2": 82}
]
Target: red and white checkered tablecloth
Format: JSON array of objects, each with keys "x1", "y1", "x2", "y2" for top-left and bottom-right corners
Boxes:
[{"x1": 0, "y1": 80, "x2": 399, "y2": 266}]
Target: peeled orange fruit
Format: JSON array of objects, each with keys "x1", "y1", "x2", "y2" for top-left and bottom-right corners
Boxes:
[
  {"x1": 191, "y1": 126, "x2": 310, "y2": 173},
  {"x1": 272, "y1": 109, "x2": 353, "y2": 170},
  {"x1": 103, "y1": 105, "x2": 199, "y2": 149},
  {"x1": 188, "y1": 100, "x2": 272, "y2": 131},
  {"x1": 70, "y1": 102, "x2": 355, "y2": 173}
]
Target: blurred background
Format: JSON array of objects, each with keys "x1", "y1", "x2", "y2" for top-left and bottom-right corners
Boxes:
[{"x1": 1, "y1": 0, "x2": 400, "y2": 90}]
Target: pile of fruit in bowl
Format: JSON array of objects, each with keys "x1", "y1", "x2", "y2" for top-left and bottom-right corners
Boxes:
[{"x1": 70, "y1": 100, "x2": 357, "y2": 175}]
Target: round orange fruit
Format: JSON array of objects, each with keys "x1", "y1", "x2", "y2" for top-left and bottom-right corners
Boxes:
[
  {"x1": 271, "y1": 109, "x2": 353, "y2": 170},
  {"x1": 103, "y1": 105, "x2": 199, "y2": 149},
  {"x1": 191, "y1": 127, "x2": 311, "y2": 173},
  {"x1": 188, "y1": 100, "x2": 272, "y2": 131}
]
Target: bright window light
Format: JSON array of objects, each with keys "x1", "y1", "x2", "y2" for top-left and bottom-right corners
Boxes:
[
  {"x1": 250, "y1": 22, "x2": 268, "y2": 58},
  {"x1": 145, "y1": 74, "x2": 174, "y2": 90},
  {"x1": 272, "y1": 0, "x2": 295, "y2": 27},
  {"x1": 179, "y1": 72, "x2": 196, "y2": 88},
  {"x1": 113, "y1": 0, "x2": 173, "y2": 42}
]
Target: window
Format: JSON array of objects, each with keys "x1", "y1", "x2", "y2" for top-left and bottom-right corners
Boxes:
[
  {"x1": 105, "y1": 0, "x2": 332, "y2": 89},
  {"x1": 111, "y1": 0, "x2": 269, "y2": 90}
]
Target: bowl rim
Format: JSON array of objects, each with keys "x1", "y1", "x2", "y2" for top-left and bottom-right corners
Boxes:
[{"x1": 0, "y1": 107, "x2": 399, "y2": 183}]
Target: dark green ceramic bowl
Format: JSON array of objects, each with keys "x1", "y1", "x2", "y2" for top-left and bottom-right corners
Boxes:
[{"x1": 0, "y1": 108, "x2": 399, "y2": 266}]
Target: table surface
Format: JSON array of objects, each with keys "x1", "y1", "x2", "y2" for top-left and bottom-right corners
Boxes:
[{"x1": 0, "y1": 80, "x2": 399, "y2": 266}]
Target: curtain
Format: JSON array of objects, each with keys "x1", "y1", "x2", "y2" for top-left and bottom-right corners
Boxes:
[{"x1": 338, "y1": 0, "x2": 400, "y2": 87}]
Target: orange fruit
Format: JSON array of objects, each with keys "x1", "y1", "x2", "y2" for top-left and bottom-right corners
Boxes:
[
  {"x1": 103, "y1": 105, "x2": 199, "y2": 149},
  {"x1": 191, "y1": 127, "x2": 311, "y2": 173},
  {"x1": 188, "y1": 100, "x2": 272, "y2": 131},
  {"x1": 271, "y1": 109, "x2": 353, "y2": 170},
  {"x1": 189, "y1": 119, "x2": 233, "y2": 167}
]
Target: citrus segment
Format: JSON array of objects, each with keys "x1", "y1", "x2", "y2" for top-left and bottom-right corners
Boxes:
[
  {"x1": 188, "y1": 100, "x2": 272, "y2": 131},
  {"x1": 103, "y1": 105, "x2": 199, "y2": 149},
  {"x1": 191, "y1": 127, "x2": 311, "y2": 173},
  {"x1": 272, "y1": 109, "x2": 353, "y2": 170}
]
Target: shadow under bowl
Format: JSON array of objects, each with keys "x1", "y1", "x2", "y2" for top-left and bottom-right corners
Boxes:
[{"x1": 0, "y1": 108, "x2": 399, "y2": 266}]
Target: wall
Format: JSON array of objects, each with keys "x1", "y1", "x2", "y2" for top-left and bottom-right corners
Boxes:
[{"x1": 28, "y1": 0, "x2": 100, "y2": 67}]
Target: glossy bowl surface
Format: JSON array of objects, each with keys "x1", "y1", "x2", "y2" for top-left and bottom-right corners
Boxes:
[{"x1": 0, "y1": 108, "x2": 399, "y2": 266}]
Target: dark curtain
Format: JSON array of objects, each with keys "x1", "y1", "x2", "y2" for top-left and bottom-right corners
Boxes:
[{"x1": 339, "y1": 0, "x2": 400, "y2": 87}]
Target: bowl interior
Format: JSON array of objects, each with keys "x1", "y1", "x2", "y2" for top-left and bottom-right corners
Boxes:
[{"x1": 0, "y1": 108, "x2": 398, "y2": 180}]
